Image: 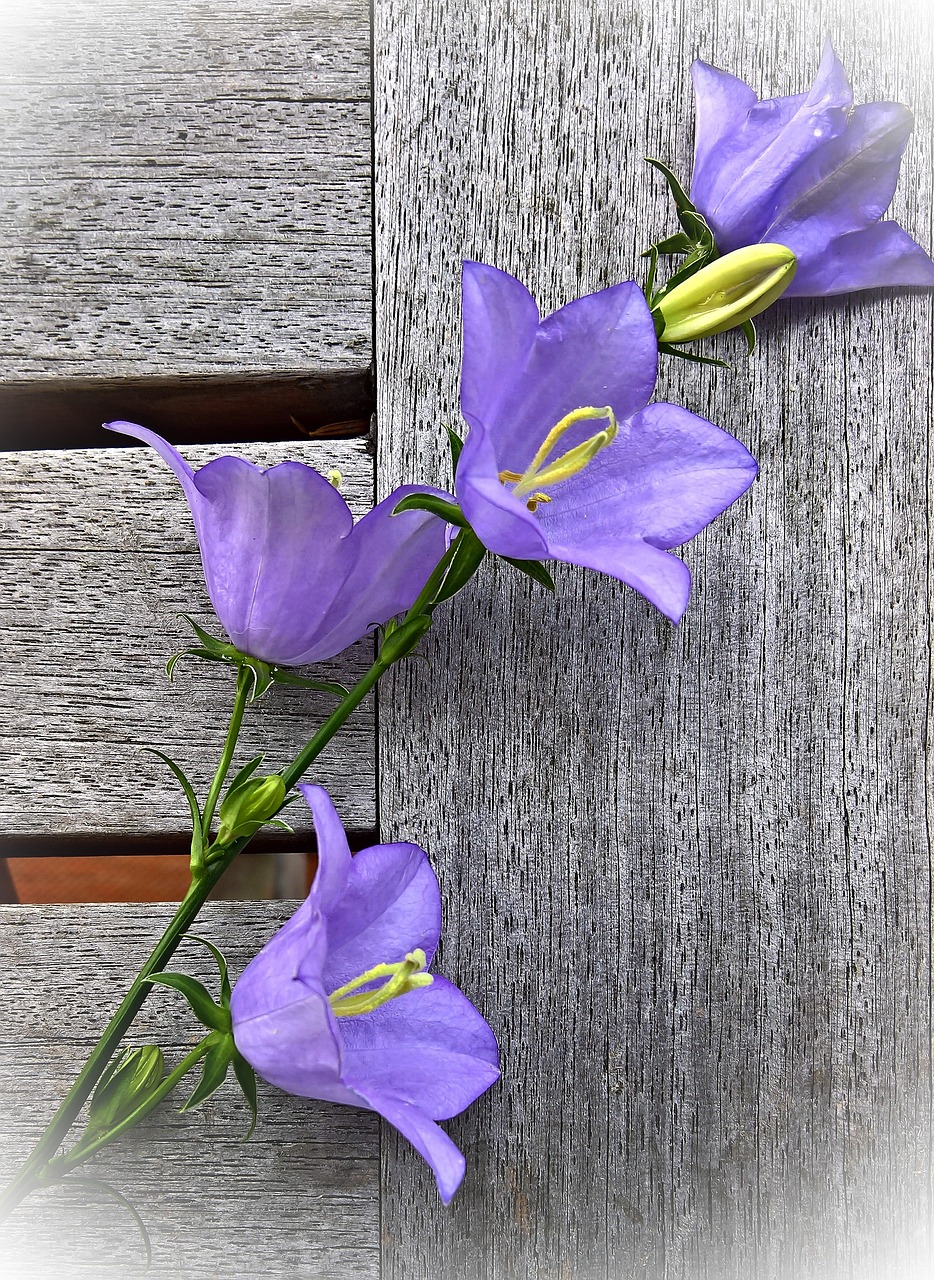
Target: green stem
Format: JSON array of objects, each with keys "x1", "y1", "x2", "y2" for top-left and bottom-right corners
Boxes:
[{"x1": 200, "y1": 667, "x2": 252, "y2": 841}]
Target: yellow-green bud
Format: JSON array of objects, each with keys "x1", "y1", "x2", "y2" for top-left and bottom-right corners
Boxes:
[
  {"x1": 654, "y1": 244, "x2": 797, "y2": 343},
  {"x1": 86, "y1": 1045, "x2": 165, "y2": 1136},
  {"x1": 217, "y1": 774, "x2": 287, "y2": 844}
]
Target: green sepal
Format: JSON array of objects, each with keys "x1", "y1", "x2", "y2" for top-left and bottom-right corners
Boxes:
[
  {"x1": 224, "y1": 754, "x2": 266, "y2": 796},
  {"x1": 181, "y1": 1035, "x2": 234, "y2": 1112},
  {"x1": 141, "y1": 747, "x2": 204, "y2": 867},
  {"x1": 167, "y1": 615, "x2": 274, "y2": 702},
  {"x1": 446, "y1": 425, "x2": 464, "y2": 472},
  {"x1": 657, "y1": 342, "x2": 732, "y2": 371},
  {"x1": 741, "y1": 317, "x2": 757, "y2": 354},
  {"x1": 392, "y1": 492, "x2": 468, "y2": 527},
  {"x1": 379, "y1": 614, "x2": 433, "y2": 663},
  {"x1": 645, "y1": 156, "x2": 697, "y2": 215},
  {"x1": 269, "y1": 669, "x2": 350, "y2": 697},
  {"x1": 502, "y1": 556, "x2": 556, "y2": 592},
  {"x1": 647, "y1": 231, "x2": 693, "y2": 256},
  {"x1": 232, "y1": 1052, "x2": 259, "y2": 1140},
  {"x1": 146, "y1": 972, "x2": 230, "y2": 1033},
  {"x1": 216, "y1": 774, "x2": 287, "y2": 845},
  {"x1": 185, "y1": 934, "x2": 232, "y2": 1005},
  {"x1": 433, "y1": 528, "x2": 487, "y2": 606}
]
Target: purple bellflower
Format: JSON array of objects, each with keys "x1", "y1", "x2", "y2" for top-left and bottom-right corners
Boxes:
[
  {"x1": 689, "y1": 42, "x2": 934, "y2": 296},
  {"x1": 230, "y1": 784, "x2": 500, "y2": 1203},
  {"x1": 454, "y1": 261, "x2": 759, "y2": 622},
  {"x1": 105, "y1": 422, "x2": 448, "y2": 667}
]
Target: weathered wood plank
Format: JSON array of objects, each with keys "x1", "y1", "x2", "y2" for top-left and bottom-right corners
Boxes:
[
  {"x1": 0, "y1": 439, "x2": 377, "y2": 843},
  {"x1": 0, "y1": 902, "x2": 379, "y2": 1279},
  {"x1": 374, "y1": 0, "x2": 933, "y2": 1277},
  {"x1": 0, "y1": 0, "x2": 371, "y2": 384}
]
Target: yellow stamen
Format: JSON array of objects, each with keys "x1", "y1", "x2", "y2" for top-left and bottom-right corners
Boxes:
[
  {"x1": 498, "y1": 405, "x2": 617, "y2": 506},
  {"x1": 328, "y1": 949, "x2": 432, "y2": 1018}
]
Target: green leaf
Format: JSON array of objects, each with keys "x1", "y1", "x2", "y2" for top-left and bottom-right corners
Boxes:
[
  {"x1": 642, "y1": 243, "x2": 659, "y2": 299},
  {"x1": 141, "y1": 747, "x2": 203, "y2": 866},
  {"x1": 232, "y1": 1052, "x2": 259, "y2": 1140},
  {"x1": 392, "y1": 492, "x2": 468, "y2": 527},
  {"x1": 185, "y1": 934, "x2": 231, "y2": 1005},
  {"x1": 270, "y1": 670, "x2": 350, "y2": 697},
  {"x1": 502, "y1": 556, "x2": 556, "y2": 592},
  {"x1": 181, "y1": 1038, "x2": 233, "y2": 1112},
  {"x1": 146, "y1": 972, "x2": 229, "y2": 1032},
  {"x1": 62, "y1": 1176, "x2": 152, "y2": 1269},
  {"x1": 645, "y1": 156, "x2": 697, "y2": 216},
  {"x1": 657, "y1": 342, "x2": 733, "y2": 371},
  {"x1": 433, "y1": 528, "x2": 487, "y2": 606},
  {"x1": 741, "y1": 317, "x2": 757, "y2": 355},
  {"x1": 445, "y1": 425, "x2": 464, "y2": 471}
]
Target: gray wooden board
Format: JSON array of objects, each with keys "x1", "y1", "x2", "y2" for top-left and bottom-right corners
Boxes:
[
  {"x1": 0, "y1": 0, "x2": 371, "y2": 382},
  {"x1": 0, "y1": 902, "x2": 379, "y2": 1279},
  {"x1": 0, "y1": 439, "x2": 377, "y2": 844},
  {"x1": 374, "y1": 1, "x2": 934, "y2": 1277}
]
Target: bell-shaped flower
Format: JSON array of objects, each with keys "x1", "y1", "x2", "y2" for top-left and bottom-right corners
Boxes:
[
  {"x1": 689, "y1": 42, "x2": 934, "y2": 296},
  {"x1": 105, "y1": 422, "x2": 448, "y2": 666},
  {"x1": 454, "y1": 261, "x2": 759, "y2": 622},
  {"x1": 229, "y1": 784, "x2": 500, "y2": 1203}
]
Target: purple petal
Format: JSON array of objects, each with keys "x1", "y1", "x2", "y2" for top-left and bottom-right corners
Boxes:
[
  {"x1": 339, "y1": 976, "x2": 500, "y2": 1119},
  {"x1": 460, "y1": 261, "x2": 542, "y2": 435},
  {"x1": 229, "y1": 900, "x2": 328, "y2": 1025},
  {"x1": 788, "y1": 219, "x2": 934, "y2": 295},
  {"x1": 695, "y1": 43, "x2": 852, "y2": 247},
  {"x1": 322, "y1": 842, "x2": 443, "y2": 990},
  {"x1": 300, "y1": 784, "x2": 352, "y2": 915},
  {"x1": 690, "y1": 60, "x2": 758, "y2": 209},
  {"x1": 352, "y1": 1085, "x2": 467, "y2": 1203},
  {"x1": 547, "y1": 535, "x2": 693, "y2": 622},
  {"x1": 455, "y1": 422, "x2": 549, "y2": 559},
  {"x1": 537, "y1": 403, "x2": 758, "y2": 550},
  {"x1": 300, "y1": 485, "x2": 451, "y2": 663},
  {"x1": 764, "y1": 102, "x2": 915, "y2": 249},
  {"x1": 460, "y1": 273, "x2": 658, "y2": 470}
]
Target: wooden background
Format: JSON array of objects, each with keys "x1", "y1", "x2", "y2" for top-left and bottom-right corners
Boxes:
[{"x1": 2, "y1": 0, "x2": 933, "y2": 1277}]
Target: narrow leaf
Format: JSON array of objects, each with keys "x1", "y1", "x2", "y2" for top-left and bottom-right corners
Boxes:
[
  {"x1": 650, "y1": 232, "x2": 693, "y2": 256},
  {"x1": 392, "y1": 493, "x2": 468, "y2": 527},
  {"x1": 141, "y1": 747, "x2": 203, "y2": 864},
  {"x1": 224, "y1": 754, "x2": 266, "y2": 796},
  {"x1": 178, "y1": 613, "x2": 228, "y2": 653},
  {"x1": 642, "y1": 242, "x2": 659, "y2": 300},
  {"x1": 741, "y1": 317, "x2": 757, "y2": 355},
  {"x1": 645, "y1": 157, "x2": 697, "y2": 215},
  {"x1": 502, "y1": 556, "x2": 556, "y2": 592},
  {"x1": 270, "y1": 670, "x2": 350, "y2": 697},
  {"x1": 185, "y1": 934, "x2": 231, "y2": 1005},
  {"x1": 62, "y1": 1177, "x2": 152, "y2": 1269},
  {"x1": 433, "y1": 529, "x2": 487, "y2": 605},
  {"x1": 181, "y1": 1039, "x2": 233, "y2": 1112},
  {"x1": 658, "y1": 342, "x2": 733, "y2": 371},
  {"x1": 445, "y1": 424, "x2": 464, "y2": 471},
  {"x1": 146, "y1": 972, "x2": 228, "y2": 1032},
  {"x1": 232, "y1": 1053, "x2": 259, "y2": 1140}
]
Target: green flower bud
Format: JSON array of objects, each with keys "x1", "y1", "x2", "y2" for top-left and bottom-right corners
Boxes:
[
  {"x1": 216, "y1": 774, "x2": 287, "y2": 844},
  {"x1": 85, "y1": 1045, "x2": 165, "y2": 1137},
  {"x1": 653, "y1": 243, "x2": 797, "y2": 343}
]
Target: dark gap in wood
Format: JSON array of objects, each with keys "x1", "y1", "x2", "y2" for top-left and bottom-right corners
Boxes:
[
  {"x1": 1, "y1": 828, "x2": 377, "y2": 859},
  {"x1": 0, "y1": 371, "x2": 374, "y2": 452}
]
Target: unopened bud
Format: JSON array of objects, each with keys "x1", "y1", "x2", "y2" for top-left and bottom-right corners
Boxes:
[
  {"x1": 654, "y1": 244, "x2": 797, "y2": 343},
  {"x1": 217, "y1": 774, "x2": 287, "y2": 844},
  {"x1": 86, "y1": 1045, "x2": 165, "y2": 1137}
]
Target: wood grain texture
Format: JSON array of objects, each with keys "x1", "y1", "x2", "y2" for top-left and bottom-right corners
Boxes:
[
  {"x1": 0, "y1": 439, "x2": 377, "y2": 843},
  {"x1": 0, "y1": 902, "x2": 379, "y2": 1279},
  {"x1": 0, "y1": 0, "x2": 371, "y2": 383},
  {"x1": 374, "y1": 1, "x2": 934, "y2": 1277}
]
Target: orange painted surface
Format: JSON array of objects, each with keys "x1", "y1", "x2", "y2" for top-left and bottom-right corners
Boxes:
[{"x1": 8, "y1": 855, "x2": 192, "y2": 904}]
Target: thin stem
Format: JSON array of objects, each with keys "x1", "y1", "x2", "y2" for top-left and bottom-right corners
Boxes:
[
  {"x1": 404, "y1": 539, "x2": 459, "y2": 621},
  {"x1": 200, "y1": 667, "x2": 252, "y2": 840}
]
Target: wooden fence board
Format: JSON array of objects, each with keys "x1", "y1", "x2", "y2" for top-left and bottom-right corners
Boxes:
[
  {"x1": 0, "y1": 0, "x2": 371, "y2": 384},
  {"x1": 0, "y1": 902, "x2": 379, "y2": 1279},
  {"x1": 0, "y1": 439, "x2": 377, "y2": 844},
  {"x1": 373, "y1": 1, "x2": 934, "y2": 1277}
]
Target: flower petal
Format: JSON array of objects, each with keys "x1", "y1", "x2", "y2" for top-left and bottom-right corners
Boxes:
[
  {"x1": 547, "y1": 535, "x2": 693, "y2": 622},
  {"x1": 322, "y1": 841, "x2": 443, "y2": 988},
  {"x1": 456, "y1": 422, "x2": 549, "y2": 559},
  {"x1": 696, "y1": 42, "x2": 852, "y2": 247},
  {"x1": 300, "y1": 784, "x2": 352, "y2": 915},
  {"x1": 537, "y1": 403, "x2": 758, "y2": 550},
  {"x1": 338, "y1": 976, "x2": 500, "y2": 1119},
  {"x1": 789, "y1": 219, "x2": 934, "y2": 295},
  {"x1": 690, "y1": 60, "x2": 758, "y2": 209},
  {"x1": 300, "y1": 485, "x2": 451, "y2": 663},
  {"x1": 461, "y1": 261, "x2": 542, "y2": 435},
  {"x1": 352, "y1": 1085, "x2": 467, "y2": 1203}
]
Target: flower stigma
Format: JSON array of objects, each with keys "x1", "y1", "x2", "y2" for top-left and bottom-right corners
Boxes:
[
  {"x1": 499, "y1": 405, "x2": 617, "y2": 511},
  {"x1": 328, "y1": 948, "x2": 433, "y2": 1018}
]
